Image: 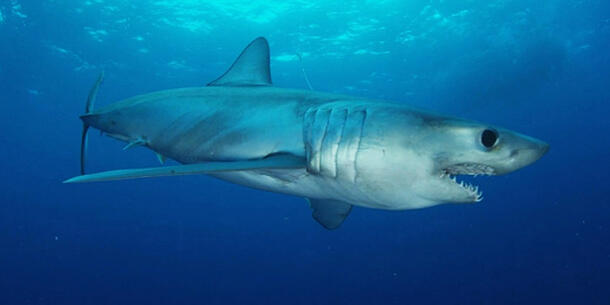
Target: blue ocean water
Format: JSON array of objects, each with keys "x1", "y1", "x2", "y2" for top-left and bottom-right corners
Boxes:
[{"x1": 1, "y1": 0, "x2": 609, "y2": 304}]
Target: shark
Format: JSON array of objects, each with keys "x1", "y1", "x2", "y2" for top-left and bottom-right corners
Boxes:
[{"x1": 65, "y1": 37, "x2": 549, "y2": 229}]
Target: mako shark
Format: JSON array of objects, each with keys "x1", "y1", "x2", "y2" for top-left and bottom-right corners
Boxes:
[{"x1": 65, "y1": 37, "x2": 549, "y2": 229}]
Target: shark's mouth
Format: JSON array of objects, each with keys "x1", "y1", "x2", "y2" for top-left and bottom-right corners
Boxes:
[{"x1": 440, "y1": 163, "x2": 495, "y2": 202}]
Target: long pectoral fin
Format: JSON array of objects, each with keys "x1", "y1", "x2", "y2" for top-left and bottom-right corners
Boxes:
[
  {"x1": 64, "y1": 154, "x2": 305, "y2": 184},
  {"x1": 307, "y1": 198, "x2": 353, "y2": 230}
]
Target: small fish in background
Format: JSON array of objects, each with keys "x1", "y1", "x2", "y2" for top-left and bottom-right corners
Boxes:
[
  {"x1": 10, "y1": 0, "x2": 27, "y2": 19},
  {"x1": 65, "y1": 37, "x2": 549, "y2": 230},
  {"x1": 26, "y1": 89, "x2": 42, "y2": 105},
  {"x1": 27, "y1": 89, "x2": 41, "y2": 96}
]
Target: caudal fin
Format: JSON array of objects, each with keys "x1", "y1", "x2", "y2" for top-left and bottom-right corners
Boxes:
[{"x1": 81, "y1": 72, "x2": 104, "y2": 174}]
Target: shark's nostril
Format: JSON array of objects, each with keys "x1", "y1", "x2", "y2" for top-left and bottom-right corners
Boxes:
[{"x1": 510, "y1": 150, "x2": 519, "y2": 157}]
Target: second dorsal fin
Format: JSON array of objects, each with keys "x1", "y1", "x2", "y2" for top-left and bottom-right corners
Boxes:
[{"x1": 207, "y1": 37, "x2": 272, "y2": 87}]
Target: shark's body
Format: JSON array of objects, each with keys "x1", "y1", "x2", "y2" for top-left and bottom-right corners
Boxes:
[{"x1": 67, "y1": 37, "x2": 549, "y2": 229}]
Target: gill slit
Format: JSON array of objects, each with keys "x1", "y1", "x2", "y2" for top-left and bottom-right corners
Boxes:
[
  {"x1": 353, "y1": 109, "x2": 367, "y2": 183},
  {"x1": 317, "y1": 109, "x2": 332, "y2": 172},
  {"x1": 333, "y1": 108, "x2": 348, "y2": 179}
]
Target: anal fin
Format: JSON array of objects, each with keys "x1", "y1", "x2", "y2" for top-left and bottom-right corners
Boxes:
[
  {"x1": 307, "y1": 198, "x2": 353, "y2": 230},
  {"x1": 155, "y1": 152, "x2": 166, "y2": 165},
  {"x1": 123, "y1": 138, "x2": 147, "y2": 150}
]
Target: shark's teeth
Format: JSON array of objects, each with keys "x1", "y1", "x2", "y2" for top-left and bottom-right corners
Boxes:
[
  {"x1": 441, "y1": 163, "x2": 495, "y2": 203},
  {"x1": 476, "y1": 194, "x2": 484, "y2": 202},
  {"x1": 441, "y1": 170, "x2": 487, "y2": 203},
  {"x1": 444, "y1": 163, "x2": 495, "y2": 176}
]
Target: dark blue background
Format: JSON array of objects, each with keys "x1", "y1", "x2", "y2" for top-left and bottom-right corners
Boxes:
[{"x1": 1, "y1": 1, "x2": 609, "y2": 304}]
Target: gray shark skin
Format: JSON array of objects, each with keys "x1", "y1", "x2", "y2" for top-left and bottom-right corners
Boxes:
[{"x1": 65, "y1": 37, "x2": 549, "y2": 229}]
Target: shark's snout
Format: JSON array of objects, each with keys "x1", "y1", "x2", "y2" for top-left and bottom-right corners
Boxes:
[
  {"x1": 530, "y1": 140, "x2": 550, "y2": 159},
  {"x1": 519, "y1": 139, "x2": 549, "y2": 163},
  {"x1": 494, "y1": 134, "x2": 549, "y2": 175},
  {"x1": 540, "y1": 141, "x2": 550, "y2": 155}
]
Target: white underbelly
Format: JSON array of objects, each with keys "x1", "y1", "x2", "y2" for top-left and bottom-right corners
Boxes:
[
  {"x1": 210, "y1": 169, "x2": 334, "y2": 201},
  {"x1": 209, "y1": 169, "x2": 414, "y2": 210}
]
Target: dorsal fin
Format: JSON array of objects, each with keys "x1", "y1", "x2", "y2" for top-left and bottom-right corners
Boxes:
[{"x1": 207, "y1": 37, "x2": 272, "y2": 87}]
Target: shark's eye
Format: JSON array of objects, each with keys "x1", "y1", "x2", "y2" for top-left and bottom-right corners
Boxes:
[{"x1": 481, "y1": 129, "x2": 498, "y2": 148}]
